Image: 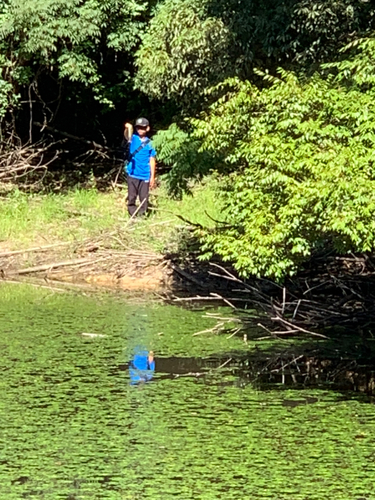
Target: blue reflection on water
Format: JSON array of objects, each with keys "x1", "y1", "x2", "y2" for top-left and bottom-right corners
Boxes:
[{"x1": 129, "y1": 348, "x2": 155, "y2": 384}]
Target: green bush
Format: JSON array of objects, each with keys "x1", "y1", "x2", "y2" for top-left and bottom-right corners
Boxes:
[
  {"x1": 186, "y1": 42, "x2": 375, "y2": 279},
  {"x1": 152, "y1": 123, "x2": 222, "y2": 197}
]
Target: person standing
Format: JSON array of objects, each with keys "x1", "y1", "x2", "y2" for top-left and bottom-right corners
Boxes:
[{"x1": 123, "y1": 117, "x2": 156, "y2": 217}]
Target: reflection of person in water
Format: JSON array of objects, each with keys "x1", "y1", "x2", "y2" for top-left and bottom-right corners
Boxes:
[{"x1": 129, "y1": 349, "x2": 155, "y2": 385}]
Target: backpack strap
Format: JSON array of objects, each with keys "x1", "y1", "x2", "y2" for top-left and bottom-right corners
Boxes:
[
  {"x1": 125, "y1": 138, "x2": 150, "y2": 175},
  {"x1": 130, "y1": 138, "x2": 150, "y2": 160}
]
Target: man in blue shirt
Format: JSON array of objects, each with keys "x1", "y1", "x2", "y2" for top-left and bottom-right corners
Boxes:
[{"x1": 123, "y1": 117, "x2": 156, "y2": 217}]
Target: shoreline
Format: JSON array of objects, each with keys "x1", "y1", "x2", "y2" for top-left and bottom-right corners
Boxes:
[
  {"x1": 0, "y1": 180, "x2": 221, "y2": 291},
  {"x1": 2, "y1": 186, "x2": 375, "y2": 340},
  {"x1": 0, "y1": 241, "x2": 170, "y2": 290}
]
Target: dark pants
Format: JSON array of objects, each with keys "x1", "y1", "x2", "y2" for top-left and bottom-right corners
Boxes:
[{"x1": 127, "y1": 176, "x2": 150, "y2": 216}]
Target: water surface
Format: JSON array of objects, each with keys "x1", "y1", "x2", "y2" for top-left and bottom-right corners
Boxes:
[{"x1": 0, "y1": 283, "x2": 374, "y2": 499}]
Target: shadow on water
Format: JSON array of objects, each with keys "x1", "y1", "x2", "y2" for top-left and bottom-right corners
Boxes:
[
  {"x1": 233, "y1": 329, "x2": 375, "y2": 396},
  {"x1": 122, "y1": 332, "x2": 375, "y2": 400}
]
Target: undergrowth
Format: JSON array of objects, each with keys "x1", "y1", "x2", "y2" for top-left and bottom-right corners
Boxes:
[{"x1": 0, "y1": 177, "x2": 221, "y2": 254}]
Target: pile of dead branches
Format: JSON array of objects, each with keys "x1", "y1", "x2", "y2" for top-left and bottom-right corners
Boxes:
[
  {"x1": 0, "y1": 237, "x2": 166, "y2": 280},
  {"x1": 0, "y1": 122, "x2": 123, "y2": 191},
  {"x1": 173, "y1": 253, "x2": 375, "y2": 339},
  {"x1": 0, "y1": 139, "x2": 61, "y2": 188}
]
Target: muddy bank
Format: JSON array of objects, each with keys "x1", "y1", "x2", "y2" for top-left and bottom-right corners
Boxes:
[
  {"x1": 0, "y1": 240, "x2": 171, "y2": 290},
  {"x1": 4, "y1": 238, "x2": 375, "y2": 344},
  {"x1": 0, "y1": 239, "x2": 227, "y2": 292}
]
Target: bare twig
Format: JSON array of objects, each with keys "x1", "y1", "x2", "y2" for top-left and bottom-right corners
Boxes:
[
  {"x1": 226, "y1": 327, "x2": 242, "y2": 339},
  {"x1": 209, "y1": 292, "x2": 237, "y2": 309},
  {"x1": 0, "y1": 241, "x2": 71, "y2": 258},
  {"x1": 170, "y1": 262, "x2": 206, "y2": 288},
  {"x1": 6, "y1": 258, "x2": 94, "y2": 276},
  {"x1": 272, "y1": 316, "x2": 328, "y2": 339},
  {"x1": 216, "y1": 358, "x2": 233, "y2": 370},
  {"x1": 124, "y1": 198, "x2": 147, "y2": 227},
  {"x1": 192, "y1": 322, "x2": 225, "y2": 336},
  {"x1": 33, "y1": 121, "x2": 113, "y2": 153}
]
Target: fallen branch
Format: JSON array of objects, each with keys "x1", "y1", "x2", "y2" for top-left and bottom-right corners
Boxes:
[
  {"x1": 0, "y1": 241, "x2": 71, "y2": 258},
  {"x1": 209, "y1": 292, "x2": 237, "y2": 309},
  {"x1": 192, "y1": 322, "x2": 225, "y2": 336},
  {"x1": 169, "y1": 262, "x2": 207, "y2": 288},
  {"x1": 271, "y1": 316, "x2": 328, "y2": 339},
  {"x1": 6, "y1": 258, "x2": 94, "y2": 276},
  {"x1": 216, "y1": 358, "x2": 233, "y2": 369},
  {"x1": 33, "y1": 121, "x2": 113, "y2": 153},
  {"x1": 271, "y1": 355, "x2": 304, "y2": 373},
  {"x1": 0, "y1": 138, "x2": 62, "y2": 185}
]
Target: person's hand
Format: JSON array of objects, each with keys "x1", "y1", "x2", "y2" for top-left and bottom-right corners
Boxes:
[
  {"x1": 124, "y1": 122, "x2": 133, "y2": 140},
  {"x1": 150, "y1": 177, "x2": 156, "y2": 190}
]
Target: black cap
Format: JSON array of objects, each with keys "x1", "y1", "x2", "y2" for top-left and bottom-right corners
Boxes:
[{"x1": 135, "y1": 117, "x2": 149, "y2": 127}]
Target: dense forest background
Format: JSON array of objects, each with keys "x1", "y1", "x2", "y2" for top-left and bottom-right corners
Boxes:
[{"x1": 1, "y1": 0, "x2": 375, "y2": 279}]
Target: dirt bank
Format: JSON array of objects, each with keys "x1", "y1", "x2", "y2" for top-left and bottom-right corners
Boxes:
[{"x1": 0, "y1": 239, "x2": 172, "y2": 290}]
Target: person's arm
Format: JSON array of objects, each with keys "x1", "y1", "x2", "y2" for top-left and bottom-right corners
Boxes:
[
  {"x1": 124, "y1": 123, "x2": 133, "y2": 142},
  {"x1": 150, "y1": 156, "x2": 156, "y2": 189},
  {"x1": 120, "y1": 123, "x2": 133, "y2": 160}
]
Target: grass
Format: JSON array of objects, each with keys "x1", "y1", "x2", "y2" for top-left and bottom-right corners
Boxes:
[{"x1": 0, "y1": 177, "x2": 222, "y2": 253}]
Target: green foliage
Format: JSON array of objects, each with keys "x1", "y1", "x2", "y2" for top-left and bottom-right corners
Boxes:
[
  {"x1": 1, "y1": 0, "x2": 373, "y2": 135},
  {"x1": 210, "y1": 0, "x2": 374, "y2": 66},
  {"x1": 0, "y1": 77, "x2": 14, "y2": 120},
  {"x1": 187, "y1": 59, "x2": 375, "y2": 279},
  {"x1": 135, "y1": 0, "x2": 231, "y2": 102},
  {"x1": 325, "y1": 36, "x2": 375, "y2": 88},
  {"x1": 0, "y1": 0, "x2": 147, "y2": 116},
  {"x1": 136, "y1": 0, "x2": 374, "y2": 104},
  {"x1": 0, "y1": 54, "x2": 18, "y2": 122},
  {"x1": 289, "y1": 0, "x2": 374, "y2": 63},
  {"x1": 152, "y1": 123, "x2": 221, "y2": 196}
]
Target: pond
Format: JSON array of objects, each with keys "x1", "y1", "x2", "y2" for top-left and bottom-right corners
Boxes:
[{"x1": 0, "y1": 282, "x2": 374, "y2": 500}]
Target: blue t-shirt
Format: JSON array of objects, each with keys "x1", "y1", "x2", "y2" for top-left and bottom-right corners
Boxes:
[{"x1": 126, "y1": 134, "x2": 156, "y2": 181}]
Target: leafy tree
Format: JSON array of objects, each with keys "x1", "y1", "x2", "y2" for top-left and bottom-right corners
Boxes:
[
  {"x1": 171, "y1": 35, "x2": 375, "y2": 279},
  {"x1": 325, "y1": 35, "x2": 375, "y2": 88},
  {"x1": 152, "y1": 123, "x2": 222, "y2": 197},
  {"x1": 136, "y1": 0, "x2": 374, "y2": 104},
  {"x1": 278, "y1": 0, "x2": 374, "y2": 64},
  {"x1": 135, "y1": 0, "x2": 231, "y2": 104},
  {"x1": 0, "y1": 0, "x2": 149, "y2": 137},
  {"x1": 0, "y1": 55, "x2": 16, "y2": 122}
]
